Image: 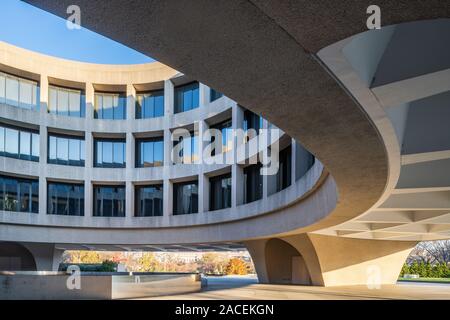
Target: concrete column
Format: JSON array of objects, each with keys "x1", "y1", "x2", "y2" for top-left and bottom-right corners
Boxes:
[
  {"x1": 231, "y1": 105, "x2": 245, "y2": 206},
  {"x1": 163, "y1": 179, "x2": 173, "y2": 216},
  {"x1": 163, "y1": 128, "x2": 172, "y2": 166},
  {"x1": 23, "y1": 243, "x2": 64, "y2": 271},
  {"x1": 164, "y1": 80, "x2": 174, "y2": 116},
  {"x1": 38, "y1": 74, "x2": 49, "y2": 215},
  {"x1": 126, "y1": 84, "x2": 136, "y2": 120},
  {"x1": 85, "y1": 82, "x2": 95, "y2": 120},
  {"x1": 38, "y1": 130, "x2": 47, "y2": 215},
  {"x1": 126, "y1": 181, "x2": 134, "y2": 218},
  {"x1": 244, "y1": 239, "x2": 269, "y2": 283},
  {"x1": 83, "y1": 83, "x2": 95, "y2": 217},
  {"x1": 197, "y1": 120, "x2": 208, "y2": 213},
  {"x1": 39, "y1": 74, "x2": 49, "y2": 114},
  {"x1": 84, "y1": 180, "x2": 93, "y2": 217},
  {"x1": 231, "y1": 164, "x2": 244, "y2": 206},
  {"x1": 125, "y1": 132, "x2": 135, "y2": 218},
  {"x1": 199, "y1": 83, "x2": 210, "y2": 108}
]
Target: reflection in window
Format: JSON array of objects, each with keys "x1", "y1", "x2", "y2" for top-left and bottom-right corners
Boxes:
[
  {"x1": 48, "y1": 134, "x2": 85, "y2": 166},
  {"x1": 276, "y1": 145, "x2": 292, "y2": 192},
  {"x1": 210, "y1": 173, "x2": 231, "y2": 211},
  {"x1": 48, "y1": 85, "x2": 85, "y2": 117},
  {"x1": 173, "y1": 181, "x2": 198, "y2": 215},
  {"x1": 0, "y1": 175, "x2": 38, "y2": 213},
  {"x1": 93, "y1": 185, "x2": 125, "y2": 217},
  {"x1": 94, "y1": 139, "x2": 126, "y2": 168},
  {"x1": 174, "y1": 82, "x2": 199, "y2": 113},
  {"x1": 135, "y1": 185, "x2": 163, "y2": 217},
  {"x1": 243, "y1": 109, "x2": 263, "y2": 137},
  {"x1": 244, "y1": 163, "x2": 263, "y2": 204},
  {"x1": 47, "y1": 182, "x2": 84, "y2": 216},
  {"x1": 210, "y1": 119, "x2": 233, "y2": 156},
  {"x1": 136, "y1": 138, "x2": 164, "y2": 167},
  {"x1": 0, "y1": 72, "x2": 39, "y2": 110},
  {"x1": 0, "y1": 124, "x2": 39, "y2": 161},
  {"x1": 94, "y1": 92, "x2": 126, "y2": 120},
  {"x1": 210, "y1": 88, "x2": 223, "y2": 102},
  {"x1": 295, "y1": 142, "x2": 315, "y2": 181},
  {"x1": 136, "y1": 90, "x2": 164, "y2": 119},
  {"x1": 173, "y1": 131, "x2": 198, "y2": 164}
]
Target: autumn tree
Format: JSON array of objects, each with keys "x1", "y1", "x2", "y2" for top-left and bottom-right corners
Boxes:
[{"x1": 225, "y1": 258, "x2": 248, "y2": 275}]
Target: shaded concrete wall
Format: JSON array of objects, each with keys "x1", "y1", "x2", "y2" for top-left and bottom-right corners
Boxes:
[{"x1": 0, "y1": 242, "x2": 36, "y2": 271}]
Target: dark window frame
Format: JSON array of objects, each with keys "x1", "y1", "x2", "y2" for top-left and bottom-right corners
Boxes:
[
  {"x1": 47, "y1": 181, "x2": 85, "y2": 216},
  {"x1": 93, "y1": 184, "x2": 126, "y2": 217},
  {"x1": 134, "y1": 184, "x2": 163, "y2": 217},
  {"x1": 173, "y1": 180, "x2": 199, "y2": 215},
  {"x1": 209, "y1": 173, "x2": 232, "y2": 211},
  {"x1": 135, "y1": 89, "x2": 164, "y2": 119},
  {"x1": 93, "y1": 138, "x2": 126, "y2": 168}
]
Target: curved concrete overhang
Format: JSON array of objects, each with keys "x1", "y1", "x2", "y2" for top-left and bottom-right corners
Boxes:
[
  {"x1": 23, "y1": 0, "x2": 396, "y2": 234},
  {"x1": 8, "y1": 1, "x2": 450, "y2": 245}
]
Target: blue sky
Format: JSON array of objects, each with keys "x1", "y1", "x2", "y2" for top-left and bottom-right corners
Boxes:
[{"x1": 0, "y1": 0, "x2": 154, "y2": 64}]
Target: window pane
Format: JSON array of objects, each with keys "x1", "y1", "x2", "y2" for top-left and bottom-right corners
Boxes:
[
  {"x1": 192, "y1": 86, "x2": 199, "y2": 109},
  {"x1": 144, "y1": 95, "x2": 154, "y2": 118},
  {"x1": 113, "y1": 142, "x2": 124, "y2": 166},
  {"x1": 69, "y1": 91, "x2": 81, "y2": 117},
  {"x1": 19, "y1": 131, "x2": 31, "y2": 158},
  {"x1": 5, "y1": 77, "x2": 19, "y2": 106},
  {"x1": 0, "y1": 74, "x2": 5, "y2": 103},
  {"x1": 154, "y1": 140, "x2": 163, "y2": 166},
  {"x1": 0, "y1": 127, "x2": 4, "y2": 153},
  {"x1": 155, "y1": 94, "x2": 164, "y2": 117},
  {"x1": 143, "y1": 141, "x2": 153, "y2": 166},
  {"x1": 94, "y1": 94, "x2": 102, "y2": 119},
  {"x1": 136, "y1": 95, "x2": 144, "y2": 119},
  {"x1": 57, "y1": 89, "x2": 69, "y2": 116},
  {"x1": 5, "y1": 128, "x2": 19, "y2": 156},
  {"x1": 19, "y1": 81, "x2": 33, "y2": 109},
  {"x1": 57, "y1": 137, "x2": 69, "y2": 162},
  {"x1": 69, "y1": 139, "x2": 80, "y2": 163},
  {"x1": 102, "y1": 141, "x2": 113, "y2": 165},
  {"x1": 49, "y1": 87, "x2": 57, "y2": 114},
  {"x1": 104, "y1": 95, "x2": 115, "y2": 119},
  {"x1": 183, "y1": 89, "x2": 192, "y2": 111},
  {"x1": 80, "y1": 140, "x2": 85, "y2": 162},
  {"x1": 49, "y1": 136, "x2": 56, "y2": 160},
  {"x1": 31, "y1": 133, "x2": 39, "y2": 159}
]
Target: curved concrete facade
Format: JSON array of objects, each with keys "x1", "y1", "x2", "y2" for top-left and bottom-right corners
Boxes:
[
  {"x1": 0, "y1": 42, "x2": 326, "y2": 246},
  {"x1": 2, "y1": 1, "x2": 449, "y2": 286}
]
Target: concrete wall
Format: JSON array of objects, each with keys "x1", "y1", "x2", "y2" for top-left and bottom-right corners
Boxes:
[{"x1": 0, "y1": 272, "x2": 200, "y2": 300}]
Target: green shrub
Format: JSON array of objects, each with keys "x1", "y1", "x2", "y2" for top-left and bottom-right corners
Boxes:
[
  {"x1": 400, "y1": 262, "x2": 450, "y2": 278},
  {"x1": 100, "y1": 260, "x2": 117, "y2": 272}
]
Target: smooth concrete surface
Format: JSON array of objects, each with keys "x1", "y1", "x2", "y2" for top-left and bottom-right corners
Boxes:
[
  {"x1": 246, "y1": 234, "x2": 416, "y2": 287},
  {"x1": 139, "y1": 276, "x2": 450, "y2": 300},
  {"x1": 0, "y1": 272, "x2": 201, "y2": 300}
]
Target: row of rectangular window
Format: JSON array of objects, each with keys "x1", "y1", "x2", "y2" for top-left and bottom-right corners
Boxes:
[
  {"x1": 1, "y1": 71, "x2": 225, "y2": 118},
  {"x1": 0, "y1": 72, "x2": 39, "y2": 110},
  {"x1": 0, "y1": 125, "x2": 39, "y2": 162},
  {"x1": 0, "y1": 152, "x2": 296, "y2": 218}
]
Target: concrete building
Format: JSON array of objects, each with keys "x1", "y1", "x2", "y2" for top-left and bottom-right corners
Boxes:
[{"x1": 1, "y1": 1, "x2": 449, "y2": 287}]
